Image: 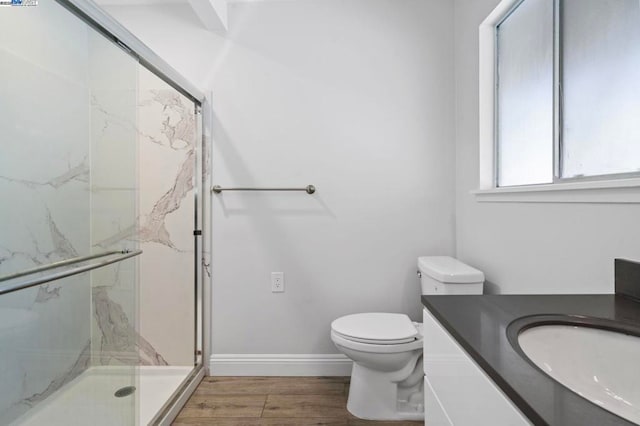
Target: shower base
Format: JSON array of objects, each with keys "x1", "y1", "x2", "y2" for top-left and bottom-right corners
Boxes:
[{"x1": 14, "y1": 366, "x2": 193, "y2": 426}]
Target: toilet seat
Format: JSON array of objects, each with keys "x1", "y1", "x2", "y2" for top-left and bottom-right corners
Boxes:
[
  {"x1": 331, "y1": 329, "x2": 423, "y2": 354},
  {"x1": 331, "y1": 313, "x2": 419, "y2": 345},
  {"x1": 333, "y1": 332, "x2": 416, "y2": 345}
]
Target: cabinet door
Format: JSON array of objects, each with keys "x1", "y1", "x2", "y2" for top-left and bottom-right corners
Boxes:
[
  {"x1": 423, "y1": 308, "x2": 531, "y2": 426},
  {"x1": 424, "y1": 375, "x2": 453, "y2": 425}
]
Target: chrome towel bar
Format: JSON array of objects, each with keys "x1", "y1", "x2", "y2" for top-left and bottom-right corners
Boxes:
[
  {"x1": 0, "y1": 250, "x2": 142, "y2": 296},
  {"x1": 0, "y1": 250, "x2": 124, "y2": 283},
  {"x1": 212, "y1": 185, "x2": 316, "y2": 194}
]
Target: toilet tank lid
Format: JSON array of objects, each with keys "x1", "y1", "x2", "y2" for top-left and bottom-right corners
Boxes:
[{"x1": 418, "y1": 256, "x2": 484, "y2": 284}]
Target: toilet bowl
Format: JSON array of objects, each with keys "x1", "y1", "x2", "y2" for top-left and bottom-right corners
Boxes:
[
  {"x1": 332, "y1": 256, "x2": 484, "y2": 421},
  {"x1": 331, "y1": 313, "x2": 424, "y2": 421}
]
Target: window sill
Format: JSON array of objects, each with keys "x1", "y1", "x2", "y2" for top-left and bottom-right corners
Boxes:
[{"x1": 472, "y1": 178, "x2": 640, "y2": 203}]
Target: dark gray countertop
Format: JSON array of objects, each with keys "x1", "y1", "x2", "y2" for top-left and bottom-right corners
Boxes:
[{"x1": 421, "y1": 294, "x2": 640, "y2": 426}]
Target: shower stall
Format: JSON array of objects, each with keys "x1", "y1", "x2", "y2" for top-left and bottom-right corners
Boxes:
[{"x1": 0, "y1": 0, "x2": 208, "y2": 424}]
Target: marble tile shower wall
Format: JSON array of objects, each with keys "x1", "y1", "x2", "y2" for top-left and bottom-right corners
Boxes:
[
  {"x1": 136, "y1": 67, "x2": 197, "y2": 366},
  {"x1": 90, "y1": 65, "x2": 198, "y2": 367}
]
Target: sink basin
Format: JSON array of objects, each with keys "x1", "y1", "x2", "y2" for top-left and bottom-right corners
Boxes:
[{"x1": 510, "y1": 316, "x2": 640, "y2": 424}]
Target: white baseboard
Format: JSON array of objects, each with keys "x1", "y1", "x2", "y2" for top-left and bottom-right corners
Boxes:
[{"x1": 209, "y1": 354, "x2": 353, "y2": 376}]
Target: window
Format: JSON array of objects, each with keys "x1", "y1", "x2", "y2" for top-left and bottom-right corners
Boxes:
[{"x1": 493, "y1": 0, "x2": 640, "y2": 188}]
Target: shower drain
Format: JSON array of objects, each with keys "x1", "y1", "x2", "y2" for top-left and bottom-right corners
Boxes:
[{"x1": 114, "y1": 386, "x2": 136, "y2": 398}]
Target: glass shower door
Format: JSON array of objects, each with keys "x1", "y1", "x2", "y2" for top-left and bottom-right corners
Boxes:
[
  {"x1": 87, "y1": 16, "x2": 140, "y2": 426},
  {"x1": 0, "y1": 0, "x2": 139, "y2": 424}
]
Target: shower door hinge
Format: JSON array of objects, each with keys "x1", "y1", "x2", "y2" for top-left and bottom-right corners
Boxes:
[{"x1": 193, "y1": 230, "x2": 202, "y2": 236}]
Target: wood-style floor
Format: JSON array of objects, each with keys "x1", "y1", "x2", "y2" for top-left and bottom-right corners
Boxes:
[{"x1": 172, "y1": 376, "x2": 423, "y2": 426}]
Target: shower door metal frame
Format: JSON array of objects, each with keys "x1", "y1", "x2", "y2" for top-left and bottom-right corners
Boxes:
[
  {"x1": 53, "y1": 0, "x2": 210, "y2": 424},
  {"x1": 56, "y1": 0, "x2": 204, "y2": 105}
]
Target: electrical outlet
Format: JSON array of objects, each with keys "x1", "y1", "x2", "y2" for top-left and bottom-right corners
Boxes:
[{"x1": 271, "y1": 272, "x2": 284, "y2": 293}]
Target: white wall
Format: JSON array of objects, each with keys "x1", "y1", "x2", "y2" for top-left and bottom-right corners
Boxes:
[
  {"x1": 104, "y1": 0, "x2": 456, "y2": 360},
  {"x1": 210, "y1": 0, "x2": 455, "y2": 355},
  {"x1": 453, "y1": 0, "x2": 640, "y2": 294}
]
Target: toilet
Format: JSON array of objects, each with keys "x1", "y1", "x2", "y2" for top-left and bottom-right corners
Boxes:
[{"x1": 331, "y1": 256, "x2": 484, "y2": 421}]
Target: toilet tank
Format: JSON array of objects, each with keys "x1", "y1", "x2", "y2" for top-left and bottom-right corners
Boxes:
[{"x1": 418, "y1": 256, "x2": 484, "y2": 295}]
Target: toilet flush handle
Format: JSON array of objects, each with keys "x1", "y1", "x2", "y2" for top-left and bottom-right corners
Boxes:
[{"x1": 417, "y1": 270, "x2": 422, "y2": 278}]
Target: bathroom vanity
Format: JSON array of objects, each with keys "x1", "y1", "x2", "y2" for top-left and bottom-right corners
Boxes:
[{"x1": 421, "y1": 260, "x2": 640, "y2": 425}]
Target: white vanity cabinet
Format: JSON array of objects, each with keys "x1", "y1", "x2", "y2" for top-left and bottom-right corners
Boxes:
[{"x1": 422, "y1": 308, "x2": 531, "y2": 426}]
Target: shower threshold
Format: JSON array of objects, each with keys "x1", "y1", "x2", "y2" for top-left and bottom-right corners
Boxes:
[{"x1": 13, "y1": 365, "x2": 193, "y2": 426}]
